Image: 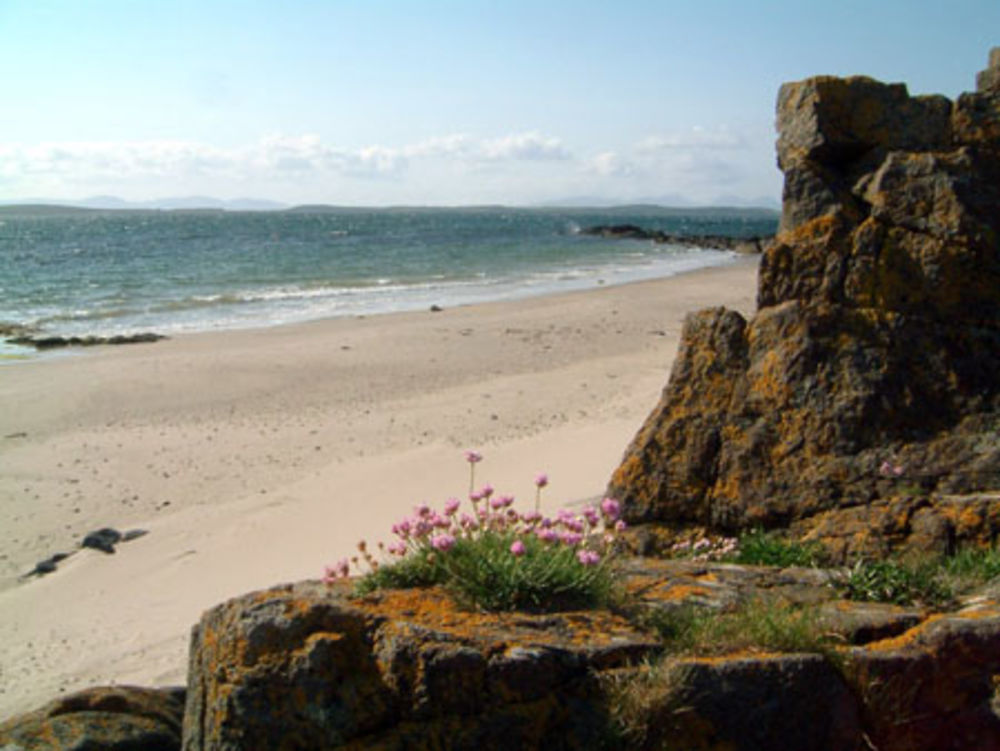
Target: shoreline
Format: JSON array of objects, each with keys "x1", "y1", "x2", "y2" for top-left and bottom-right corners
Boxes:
[
  {"x1": 2, "y1": 247, "x2": 743, "y2": 355},
  {"x1": 0, "y1": 255, "x2": 759, "y2": 718}
]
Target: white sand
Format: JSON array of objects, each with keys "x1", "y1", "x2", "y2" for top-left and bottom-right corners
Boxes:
[{"x1": 0, "y1": 255, "x2": 758, "y2": 718}]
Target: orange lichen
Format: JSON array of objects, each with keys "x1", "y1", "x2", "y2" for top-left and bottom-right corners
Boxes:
[
  {"x1": 863, "y1": 614, "x2": 944, "y2": 652},
  {"x1": 649, "y1": 584, "x2": 712, "y2": 603}
]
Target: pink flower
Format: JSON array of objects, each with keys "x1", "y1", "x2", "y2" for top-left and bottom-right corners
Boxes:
[
  {"x1": 520, "y1": 510, "x2": 542, "y2": 524},
  {"x1": 560, "y1": 531, "x2": 584, "y2": 547},
  {"x1": 562, "y1": 518, "x2": 584, "y2": 534},
  {"x1": 614, "y1": 520, "x2": 627, "y2": 533},
  {"x1": 536, "y1": 528, "x2": 559, "y2": 543},
  {"x1": 430, "y1": 533, "x2": 456, "y2": 552},
  {"x1": 600, "y1": 497, "x2": 621, "y2": 521},
  {"x1": 480, "y1": 484, "x2": 495, "y2": 499},
  {"x1": 387, "y1": 541, "x2": 407, "y2": 556},
  {"x1": 465, "y1": 449, "x2": 483, "y2": 464},
  {"x1": 583, "y1": 507, "x2": 600, "y2": 526},
  {"x1": 534, "y1": 473, "x2": 549, "y2": 488},
  {"x1": 459, "y1": 512, "x2": 478, "y2": 530},
  {"x1": 444, "y1": 498, "x2": 461, "y2": 516},
  {"x1": 414, "y1": 502, "x2": 432, "y2": 518},
  {"x1": 490, "y1": 494, "x2": 514, "y2": 510},
  {"x1": 510, "y1": 539, "x2": 526, "y2": 557},
  {"x1": 324, "y1": 557, "x2": 351, "y2": 580},
  {"x1": 577, "y1": 549, "x2": 601, "y2": 566},
  {"x1": 392, "y1": 519, "x2": 412, "y2": 539}
]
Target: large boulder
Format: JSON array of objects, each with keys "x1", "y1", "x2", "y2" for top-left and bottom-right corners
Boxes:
[
  {"x1": 608, "y1": 49, "x2": 1000, "y2": 557},
  {"x1": 181, "y1": 580, "x2": 660, "y2": 750}
]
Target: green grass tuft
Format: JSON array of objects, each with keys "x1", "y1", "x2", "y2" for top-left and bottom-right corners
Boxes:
[
  {"x1": 728, "y1": 528, "x2": 828, "y2": 568},
  {"x1": 640, "y1": 599, "x2": 840, "y2": 658},
  {"x1": 357, "y1": 531, "x2": 618, "y2": 612}
]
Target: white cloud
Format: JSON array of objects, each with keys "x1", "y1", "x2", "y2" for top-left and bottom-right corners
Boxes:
[
  {"x1": 0, "y1": 126, "x2": 780, "y2": 206},
  {"x1": 637, "y1": 126, "x2": 746, "y2": 152},
  {"x1": 480, "y1": 132, "x2": 570, "y2": 161},
  {"x1": 585, "y1": 151, "x2": 636, "y2": 177}
]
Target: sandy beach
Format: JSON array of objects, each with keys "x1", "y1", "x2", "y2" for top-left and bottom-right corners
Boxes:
[{"x1": 0, "y1": 256, "x2": 758, "y2": 719}]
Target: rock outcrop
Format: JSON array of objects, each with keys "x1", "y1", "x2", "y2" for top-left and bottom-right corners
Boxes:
[
  {"x1": 7, "y1": 559, "x2": 1000, "y2": 750},
  {"x1": 608, "y1": 50, "x2": 1000, "y2": 558},
  {"x1": 0, "y1": 685, "x2": 185, "y2": 751},
  {"x1": 181, "y1": 580, "x2": 659, "y2": 750}
]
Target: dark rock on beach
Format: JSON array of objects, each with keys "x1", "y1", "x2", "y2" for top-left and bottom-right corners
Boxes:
[
  {"x1": 0, "y1": 685, "x2": 185, "y2": 751},
  {"x1": 607, "y1": 49, "x2": 1000, "y2": 559},
  {"x1": 7, "y1": 332, "x2": 167, "y2": 350},
  {"x1": 81, "y1": 528, "x2": 123, "y2": 554}
]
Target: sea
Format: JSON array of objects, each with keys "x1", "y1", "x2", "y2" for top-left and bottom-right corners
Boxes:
[{"x1": 0, "y1": 205, "x2": 776, "y2": 358}]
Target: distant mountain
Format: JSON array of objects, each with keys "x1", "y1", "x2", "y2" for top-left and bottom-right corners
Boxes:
[
  {"x1": 535, "y1": 194, "x2": 780, "y2": 211},
  {"x1": 0, "y1": 196, "x2": 288, "y2": 211}
]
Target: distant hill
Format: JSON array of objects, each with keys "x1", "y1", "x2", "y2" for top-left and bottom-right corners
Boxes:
[{"x1": 0, "y1": 196, "x2": 288, "y2": 211}]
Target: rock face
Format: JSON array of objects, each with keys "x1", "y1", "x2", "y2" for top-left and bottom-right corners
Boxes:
[
  {"x1": 608, "y1": 50, "x2": 1000, "y2": 558},
  {"x1": 181, "y1": 580, "x2": 660, "y2": 750},
  {"x1": 0, "y1": 685, "x2": 185, "y2": 751}
]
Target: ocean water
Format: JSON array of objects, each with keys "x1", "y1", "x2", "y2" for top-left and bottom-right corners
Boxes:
[{"x1": 0, "y1": 206, "x2": 775, "y2": 354}]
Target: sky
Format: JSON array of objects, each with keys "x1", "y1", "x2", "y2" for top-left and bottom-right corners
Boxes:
[{"x1": 1, "y1": 1, "x2": 997, "y2": 208}]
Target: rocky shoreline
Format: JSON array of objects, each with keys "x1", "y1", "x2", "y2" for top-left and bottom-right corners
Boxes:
[{"x1": 580, "y1": 223, "x2": 773, "y2": 254}]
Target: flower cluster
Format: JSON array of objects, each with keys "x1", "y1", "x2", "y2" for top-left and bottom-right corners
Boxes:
[
  {"x1": 324, "y1": 450, "x2": 626, "y2": 584},
  {"x1": 878, "y1": 460, "x2": 905, "y2": 478},
  {"x1": 669, "y1": 535, "x2": 739, "y2": 562}
]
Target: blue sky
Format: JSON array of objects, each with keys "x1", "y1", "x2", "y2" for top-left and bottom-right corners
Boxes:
[{"x1": 1, "y1": 1, "x2": 996, "y2": 206}]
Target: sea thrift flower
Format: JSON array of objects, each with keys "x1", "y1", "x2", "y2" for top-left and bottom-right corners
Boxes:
[
  {"x1": 430, "y1": 533, "x2": 456, "y2": 552},
  {"x1": 533, "y1": 472, "x2": 548, "y2": 513},
  {"x1": 614, "y1": 520, "x2": 627, "y2": 533},
  {"x1": 387, "y1": 542, "x2": 407, "y2": 556},
  {"x1": 879, "y1": 460, "x2": 905, "y2": 477},
  {"x1": 465, "y1": 449, "x2": 483, "y2": 493},
  {"x1": 536, "y1": 528, "x2": 559, "y2": 543},
  {"x1": 560, "y1": 532, "x2": 584, "y2": 547},
  {"x1": 600, "y1": 497, "x2": 621, "y2": 521},
  {"x1": 577, "y1": 549, "x2": 601, "y2": 566},
  {"x1": 582, "y1": 507, "x2": 600, "y2": 527},
  {"x1": 459, "y1": 512, "x2": 477, "y2": 530},
  {"x1": 444, "y1": 498, "x2": 461, "y2": 516},
  {"x1": 414, "y1": 502, "x2": 431, "y2": 518},
  {"x1": 510, "y1": 539, "x2": 526, "y2": 557}
]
